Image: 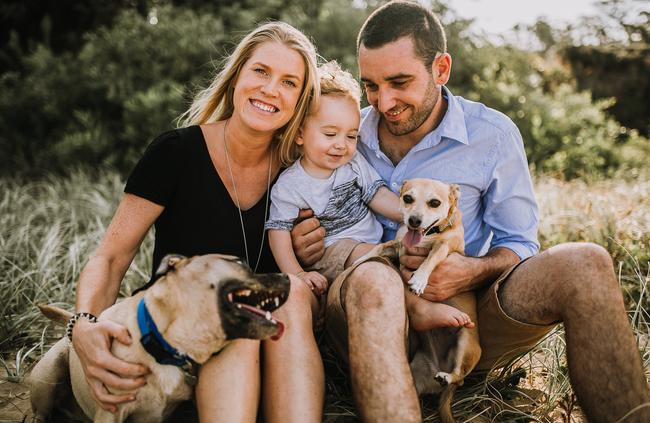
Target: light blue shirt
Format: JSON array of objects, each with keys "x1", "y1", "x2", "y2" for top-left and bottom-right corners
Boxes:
[{"x1": 358, "y1": 87, "x2": 539, "y2": 259}]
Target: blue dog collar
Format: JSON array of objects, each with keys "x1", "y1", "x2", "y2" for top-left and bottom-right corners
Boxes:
[{"x1": 137, "y1": 298, "x2": 196, "y2": 368}]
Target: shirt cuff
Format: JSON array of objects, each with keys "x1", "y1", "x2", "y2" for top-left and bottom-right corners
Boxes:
[{"x1": 489, "y1": 241, "x2": 538, "y2": 260}]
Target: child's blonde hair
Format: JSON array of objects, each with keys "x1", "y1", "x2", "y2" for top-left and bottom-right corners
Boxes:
[{"x1": 315, "y1": 61, "x2": 361, "y2": 109}]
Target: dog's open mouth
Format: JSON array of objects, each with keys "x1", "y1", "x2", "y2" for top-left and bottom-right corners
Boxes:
[
  {"x1": 221, "y1": 274, "x2": 290, "y2": 341},
  {"x1": 404, "y1": 219, "x2": 439, "y2": 248}
]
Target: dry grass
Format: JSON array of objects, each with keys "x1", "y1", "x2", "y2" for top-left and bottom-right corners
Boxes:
[{"x1": 0, "y1": 170, "x2": 648, "y2": 422}]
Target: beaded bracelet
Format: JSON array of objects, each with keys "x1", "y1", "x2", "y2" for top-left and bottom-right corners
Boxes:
[{"x1": 66, "y1": 312, "x2": 98, "y2": 342}]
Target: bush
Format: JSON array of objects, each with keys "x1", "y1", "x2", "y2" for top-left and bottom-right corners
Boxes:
[{"x1": 0, "y1": 6, "x2": 226, "y2": 175}]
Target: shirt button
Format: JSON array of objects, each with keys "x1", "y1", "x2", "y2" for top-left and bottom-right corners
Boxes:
[{"x1": 391, "y1": 182, "x2": 397, "y2": 187}]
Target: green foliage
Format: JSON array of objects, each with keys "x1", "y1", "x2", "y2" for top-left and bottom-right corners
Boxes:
[
  {"x1": 0, "y1": 6, "x2": 225, "y2": 175},
  {"x1": 0, "y1": 0, "x2": 648, "y2": 180},
  {"x1": 444, "y1": 18, "x2": 649, "y2": 180}
]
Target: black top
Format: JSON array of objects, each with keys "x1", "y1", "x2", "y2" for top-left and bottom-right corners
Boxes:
[{"x1": 125, "y1": 125, "x2": 280, "y2": 287}]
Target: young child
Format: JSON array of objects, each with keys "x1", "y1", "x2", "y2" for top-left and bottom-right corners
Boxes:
[{"x1": 265, "y1": 61, "x2": 473, "y2": 331}]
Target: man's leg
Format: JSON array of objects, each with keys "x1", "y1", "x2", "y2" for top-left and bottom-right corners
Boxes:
[
  {"x1": 498, "y1": 242, "x2": 649, "y2": 422},
  {"x1": 342, "y1": 261, "x2": 421, "y2": 423}
]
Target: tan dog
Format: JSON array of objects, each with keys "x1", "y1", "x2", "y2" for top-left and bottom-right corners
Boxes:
[
  {"x1": 28, "y1": 254, "x2": 290, "y2": 423},
  {"x1": 358, "y1": 178, "x2": 481, "y2": 423}
]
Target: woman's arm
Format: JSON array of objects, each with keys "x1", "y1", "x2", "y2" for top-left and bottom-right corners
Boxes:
[
  {"x1": 72, "y1": 193, "x2": 163, "y2": 412},
  {"x1": 269, "y1": 229, "x2": 327, "y2": 295},
  {"x1": 368, "y1": 186, "x2": 402, "y2": 222}
]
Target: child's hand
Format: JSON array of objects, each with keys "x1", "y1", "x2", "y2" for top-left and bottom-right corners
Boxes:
[{"x1": 296, "y1": 271, "x2": 328, "y2": 296}]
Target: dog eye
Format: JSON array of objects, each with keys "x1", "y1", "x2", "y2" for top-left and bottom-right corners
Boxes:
[
  {"x1": 403, "y1": 195, "x2": 414, "y2": 204},
  {"x1": 427, "y1": 199, "x2": 441, "y2": 208}
]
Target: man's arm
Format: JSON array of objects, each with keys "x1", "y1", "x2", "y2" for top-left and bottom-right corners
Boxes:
[{"x1": 400, "y1": 247, "x2": 519, "y2": 302}]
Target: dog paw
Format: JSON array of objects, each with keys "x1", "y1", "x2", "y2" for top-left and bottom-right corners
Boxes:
[
  {"x1": 408, "y1": 274, "x2": 427, "y2": 295},
  {"x1": 435, "y1": 372, "x2": 452, "y2": 386}
]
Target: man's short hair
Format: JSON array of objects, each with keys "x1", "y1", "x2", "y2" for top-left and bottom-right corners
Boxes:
[{"x1": 357, "y1": 1, "x2": 447, "y2": 70}]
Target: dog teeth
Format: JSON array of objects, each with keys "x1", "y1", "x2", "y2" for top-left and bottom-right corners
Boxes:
[
  {"x1": 265, "y1": 311, "x2": 271, "y2": 320},
  {"x1": 274, "y1": 297, "x2": 280, "y2": 307},
  {"x1": 235, "y1": 304, "x2": 242, "y2": 309},
  {"x1": 239, "y1": 289, "x2": 251, "y2": 297}
]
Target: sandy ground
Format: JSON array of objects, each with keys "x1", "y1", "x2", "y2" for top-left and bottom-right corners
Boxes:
[{"x1": 0, "y1": 368, "x2": 30, "y2": 423}]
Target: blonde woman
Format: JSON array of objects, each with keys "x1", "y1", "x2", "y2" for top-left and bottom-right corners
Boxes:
[{"x1": 70, "y1": 22, "x2": 323, "y2": 422}]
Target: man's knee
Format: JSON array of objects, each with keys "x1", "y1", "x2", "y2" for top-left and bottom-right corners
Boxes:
[
  {"x1": 544, "y1": 242, "x2": 618, "y2": 302},
  {"x1": 344, "y1": 261, "x2": 403, "y2": 310}
]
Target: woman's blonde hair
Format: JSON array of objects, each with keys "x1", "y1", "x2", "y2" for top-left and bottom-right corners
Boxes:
[
  {"x1": 316, "y1": 60, "x2": 361, "y2": 109},
  {"x1": 178, "y1": 21, "x2": 320, "y2": 166}
]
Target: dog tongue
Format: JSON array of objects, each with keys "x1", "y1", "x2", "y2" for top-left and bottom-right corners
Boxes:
[
  {"x1": 271, "y1": 321, "x2": 285, "y2": 341},
  {"x1": 238, "y1": 303, "x2": 285, "y2": 341},
  {"x1": 403, "y1": 229, "x2": 422, "y2": 248}
]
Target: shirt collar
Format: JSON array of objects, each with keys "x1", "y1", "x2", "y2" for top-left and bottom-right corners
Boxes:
[{"x1": 359, "y1": 86, "x2": 469, "y2": 152}]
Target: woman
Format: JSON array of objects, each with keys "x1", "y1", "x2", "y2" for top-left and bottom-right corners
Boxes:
[{"x1": 70, "y1": 21, "x2": 323, "y2": 422}]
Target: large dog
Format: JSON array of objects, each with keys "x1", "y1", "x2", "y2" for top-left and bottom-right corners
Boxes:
[
  {"x1": 357, "y1": 179, "x2": 481, "y2": 423},
  {"x1": 28, "y1": 254, "x2": 290, "y2": 423}
]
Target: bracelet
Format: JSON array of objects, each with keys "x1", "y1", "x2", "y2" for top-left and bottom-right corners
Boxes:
[{"x1": 66, "y1": 312, "x2": 98, "y2": 342}]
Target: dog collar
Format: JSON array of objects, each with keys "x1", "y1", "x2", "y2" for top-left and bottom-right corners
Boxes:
[
  {"x1": 424, "y1": 216, "x2": 454, "y2": 236},
  {"x1": 137, "y1": 298, "x2": 198, "y2": 382}
]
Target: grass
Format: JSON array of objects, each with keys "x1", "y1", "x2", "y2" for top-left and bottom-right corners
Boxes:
[{"x1": 1, "y1": 169, "x2": 648, "y2": 421}]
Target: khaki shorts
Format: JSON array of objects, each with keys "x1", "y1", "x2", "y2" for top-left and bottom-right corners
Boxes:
[
  {"x1": 325, "y1": 256, "x2": 557, "y2": 371},
  {"x1": 306, "y1": 238, "x2": 363, "y2": 284}
]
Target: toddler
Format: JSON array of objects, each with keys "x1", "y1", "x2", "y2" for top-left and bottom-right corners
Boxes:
[{"x1": 265, "y1": 61, "x2": 473, "y2": 331}]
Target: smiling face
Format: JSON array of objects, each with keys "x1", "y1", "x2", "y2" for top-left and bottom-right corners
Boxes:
[
  {"x1": 296, "y1": 95, "x2": 360, "y2": 178},
  {"x1": 232, "y1": 41, "x2": 306, "y2": 135},
  {"x1": 359, "y1": 36, "x2": 444, "y2": 136}
]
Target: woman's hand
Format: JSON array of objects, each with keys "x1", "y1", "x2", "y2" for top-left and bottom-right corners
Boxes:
[
  {"x1": 72, "y1": 319, "x2": 149, "y2": 413},
  {"x1": 296, "y1": 271, "x2": 328, "y2": 296}
]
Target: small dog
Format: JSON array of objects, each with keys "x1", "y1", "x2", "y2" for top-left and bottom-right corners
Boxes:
[
  {"x1": 358, "y1": 178, "x2": 481, "y2": 423},
  {"x1": 28, "y1": 254, "x2": 290, "y2": 423}
]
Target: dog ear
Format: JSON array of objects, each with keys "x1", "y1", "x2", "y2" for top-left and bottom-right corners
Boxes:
[
  {"x1": 155, "y1": 254, "x2": 187, "y2": 278},
  {"x1": 449, "y1": 184, "x2": 461, "y2": 208},
  {"x1": 445, "y1": 184, "x2": 460, "y2": 219},
  {"x1": 399, "y1": 180, "x2": 411, "y2": 196}
]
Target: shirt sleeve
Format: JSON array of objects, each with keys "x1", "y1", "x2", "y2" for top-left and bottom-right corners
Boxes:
[
  {"x1": 124, "y1": 130, "x2": 182, "y2": 207},
  {"x1": 264, "y1": 177, "x2": 301, "y2": 232},
  {"x1": 351, "y1": 152, "x2": 386, "y2": 204},
  {"x1": 482, "y1": 126, "x2": 540, "y2": 259}
]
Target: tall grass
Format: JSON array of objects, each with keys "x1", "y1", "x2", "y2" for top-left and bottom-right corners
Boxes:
[{"x1": 1, "y1": 170, "x2": 648, "y2": 421}]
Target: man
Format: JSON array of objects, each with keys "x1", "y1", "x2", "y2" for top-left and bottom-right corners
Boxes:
[{"x1": 292, "y1": 2, "x2": 649, "y2": 422}]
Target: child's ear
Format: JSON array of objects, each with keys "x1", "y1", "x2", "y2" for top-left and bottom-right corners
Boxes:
[{"x1": 295, "y1": 127, "x2": 304, "y2": 146}]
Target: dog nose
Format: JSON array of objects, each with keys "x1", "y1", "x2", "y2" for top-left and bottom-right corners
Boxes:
[{"x1": 408, "y1": 216, "x2": 421, "y2": 227}]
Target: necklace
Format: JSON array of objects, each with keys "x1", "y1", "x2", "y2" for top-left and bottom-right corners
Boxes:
[{"x1": 223, "y1": 119, "x2": 272, "y2": 273}]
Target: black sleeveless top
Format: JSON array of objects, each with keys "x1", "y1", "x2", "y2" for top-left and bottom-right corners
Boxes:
[{"x1": 125, "y1": 125, "x2": 280, "y2": 287}]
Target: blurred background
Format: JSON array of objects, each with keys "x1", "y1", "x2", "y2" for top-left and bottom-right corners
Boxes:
[
  {"x1": 1, "y1": 1, "x2": 649, "y2": 421},
  {"x1": 1, "y1": 0, "x2": 648, "y2": 179}
]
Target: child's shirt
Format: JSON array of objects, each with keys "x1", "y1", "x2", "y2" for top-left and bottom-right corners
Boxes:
[{"x1": 265, "y1": 152, "x2": 386, "y2": 247}]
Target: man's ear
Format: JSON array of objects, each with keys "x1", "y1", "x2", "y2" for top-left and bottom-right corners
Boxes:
[
  {"x1": 155, "y1": 254, "x2": 187, "y2": 279},
  {"x1": 431, "y1": 53, "x2": 452, "y2": 86}
]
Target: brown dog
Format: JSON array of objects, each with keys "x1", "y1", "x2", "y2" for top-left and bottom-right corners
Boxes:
[
  {"x1": 358, "y1": 178, "x2": 481, "y2": 423},
  {"x1": 28, "y1": 254, "x2": 290, "y2": 423}
]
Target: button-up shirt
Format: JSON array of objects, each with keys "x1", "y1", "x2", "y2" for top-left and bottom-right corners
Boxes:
[{"x1": 358, "y1": 87, "x2": 539, "y2": 259}]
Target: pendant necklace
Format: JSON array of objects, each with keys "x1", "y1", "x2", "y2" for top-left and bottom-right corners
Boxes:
[{"x1": 223, "y1": 119, "x2": 272, "y2": 273}]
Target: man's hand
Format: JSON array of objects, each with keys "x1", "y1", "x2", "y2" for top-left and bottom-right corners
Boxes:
[
  {"x1": 400, "y1": 247, "x2": 480, "y2": 302},
  {"x1": 290, "y1": 209, "x2": 326, "y2": 267}
]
